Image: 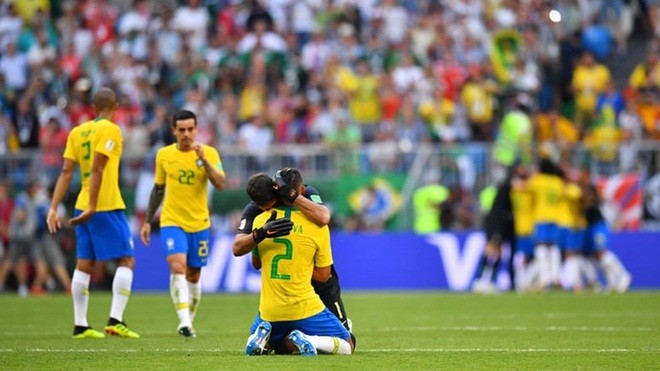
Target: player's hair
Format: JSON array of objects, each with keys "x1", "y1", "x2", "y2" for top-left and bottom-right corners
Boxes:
[
  {"x1": 278, "y1": 167, "x2": 303, "y2": 190},
  {"x1": 92, "y1": 88, "x2": 117, "y2": 113},
  {"x1": 246, "y1": 173, "x2": 276, "y2": 207},
  {"x1": 172, "y1": 109, "x2": 197, "y2": 128}
]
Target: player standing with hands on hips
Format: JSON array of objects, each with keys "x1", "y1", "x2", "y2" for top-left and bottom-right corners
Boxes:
[
  {"x1": 140, "y1": 110, "x2": 225, "y2": 338},
  {"x1": 47, "y1": 88, "x2": 139, "y2": 339}
]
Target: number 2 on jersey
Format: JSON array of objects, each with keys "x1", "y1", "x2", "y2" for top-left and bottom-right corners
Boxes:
[{"x1": 270, "y1": 237, "x2": 292, "y2": 280}]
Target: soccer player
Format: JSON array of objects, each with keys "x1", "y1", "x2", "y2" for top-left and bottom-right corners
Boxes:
[
  {"x1": 233, "y1": 168, "x2": 354, "y2": 335},
  {"x1": 472, "y1": 162, "x2": 521, "y2": 293},
  {"x1": 234, "y1": 172, "x2": 354, "y2": 356},
  {"x1": 46, "y1": 88, "x2": 139, "y2": 339},
  {"x1": 581, "y1": 182, "x2": 632, "y2": 293},
  {"x1": 139, "y1": 110, "x2": 225, "y2": 338},
  {"x1": 555, "y1": 167, "x2": 587, "y2": 292},
  {"x1": 515, "y1": 158, "x2": 564, "y2": 291}
]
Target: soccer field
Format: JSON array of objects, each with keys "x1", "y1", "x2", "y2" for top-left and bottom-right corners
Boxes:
[{"x1": 1, "y1": 291, "x2": 659, "y2": 369}]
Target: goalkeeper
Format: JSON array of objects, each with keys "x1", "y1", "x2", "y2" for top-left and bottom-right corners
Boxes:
[{"x1": 233, "y1": 169, "x2": 355, "y2": 348}]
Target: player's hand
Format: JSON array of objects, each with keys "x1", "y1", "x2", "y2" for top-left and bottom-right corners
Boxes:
[
  {"x1": 272, "y1": 169, "x2": 299, "y2": 203},
  {"x1": 193, "y1": 142, "x2": 205, "y2": 161},
  {"x1": 46, "y1": 208, "x2": 61, "y2": 233},
  {"x1": 69, "y1": 208, "x2": 95, "y2": 226},
  {"x1": 140, "y1": 222, "x2": 151, "y2": 246},
  {"x1": 252, "y1": 210, "x2": 294, "y2": 243}
]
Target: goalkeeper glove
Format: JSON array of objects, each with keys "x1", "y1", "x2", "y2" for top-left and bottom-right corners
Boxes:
[
  {"x1": 252, "y1": 210, "x2": 294, "y2": 243},
  {"x1": 273, "y1": 168, "x2": 299, "y2": 203}
]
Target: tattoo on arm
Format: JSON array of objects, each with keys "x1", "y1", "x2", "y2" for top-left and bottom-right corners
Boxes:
[{"x1": 145, "y1": 185, "x2": 165, "y2": 223}]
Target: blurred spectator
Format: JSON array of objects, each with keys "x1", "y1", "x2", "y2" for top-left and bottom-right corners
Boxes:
[
  {"x1": 493, "y1": 94, "x2": 534, "y2": 167},
  {"x1": 534, "y1": 108, "x2": 580, "y2": 161},
  {"x1": 238, "y1": 112, "x2": 273, "y2": 173},
  {"x1": 571, "y1": 51, "x2": 612, "y2": 133},
  {"x1": 342, "y1": 59, "x2": 380, "y2": 142},
  {"x1": 0, "y1": 41, "x2": 29, "y2": 98},
  {"x1": 413, "y1": 180, "x2": 449, "y2": 234},
  {"x1": 323, "y1": 109, "x2": 361, "y2": 174},
  {"x1": 619, "y1": 99, "x2": 644, "y2": 171},
  {"x1": 39, "y1": 117, "x2": 68, "y2": 187},
  {"x1": 0, "y1": 191, "x2": 36, "y2": 297},
  {"x1": 460, "y1": 63, "x2": 497, "y2": 141}
]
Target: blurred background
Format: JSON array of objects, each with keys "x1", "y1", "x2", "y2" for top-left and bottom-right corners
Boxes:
[{"x1": 0, "y1": 0, "x2": 658, "y2": 295}]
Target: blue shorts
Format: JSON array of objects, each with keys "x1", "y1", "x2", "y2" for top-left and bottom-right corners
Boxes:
[
  {"x1": 517, "y1": 235, "x2": 534, "y2": 257},
  {"x1": 564, "y1": 228, "x2": 586, "y2": 253},
  {"x1": 584, "y1": 222, "x2": 608, "y2": 256},
  {"x1": 74, "y1": 209, "x2": 134, "y2": 261},
  {"x1": 556, "y1": 226, "x2": 570, "y2": 251},
  {"x1": 249, "y1": 307, "x2": 350, "y2": 347},
  {"x1": 533, "y1": 223, "x2": 558, "y2": 246},
  {"x1": 160, "y1": 226, "x2": 210, "y2": 268}
]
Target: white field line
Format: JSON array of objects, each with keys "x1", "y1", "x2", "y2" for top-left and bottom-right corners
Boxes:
[
  {"x1": 370, "y1": 326, "x2": 654, "y2": 332},
  {"x1": 1, "y1": 326, "x2": 653, "y2": 337},
  {"x1": 0, "y1": 348, "x2": 659, "y2": 353}
]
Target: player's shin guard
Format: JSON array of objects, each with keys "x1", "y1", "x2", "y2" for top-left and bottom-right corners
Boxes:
[
  {"x1": 109, "y1": 267, "x2": 133, "y2": 322},
  {"x1": 306, "y1": 335, "x2": 353, "y2": 355},
  {"x1": 188, "y1": 280, "x2": 201, "y2": 323},
  {"x1": 170, "y1": 274, "x2": 191, "y2": 328},
  {"x1": 72, "y1": 269, "x2": 91, "y2": 327}
]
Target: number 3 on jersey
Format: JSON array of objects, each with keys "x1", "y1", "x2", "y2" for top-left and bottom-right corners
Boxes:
[{"x1": 270, "y1": 237, "x2": 292, "y2": 280}]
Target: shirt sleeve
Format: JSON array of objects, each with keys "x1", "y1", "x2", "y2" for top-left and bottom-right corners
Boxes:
[
  {"x1": 204, "y1": 146, "x2": 224, "y2": 175},
  {"x1": 314, "y1": 226, "x2": 333, "y2": 268},
  {"x1": 95, "y1": 125, "x2": 120, "y2": 158},
  {"x1": 236, "y1": 202, "x2": 262, "y2": 234},
  {"x1": 154, "y1": 149, "x2": 165, "y2": 185},
  {"x1": 62, "y1": 130, "x2": 77, "y2": 161}
]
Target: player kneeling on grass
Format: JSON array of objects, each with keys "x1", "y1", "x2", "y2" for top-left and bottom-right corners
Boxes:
[{"x1": 234, "y1": 173, "x2": 354, "y2": 355}]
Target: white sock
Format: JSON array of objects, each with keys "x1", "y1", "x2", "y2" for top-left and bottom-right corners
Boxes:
[
  {"x1": 600, "y1": 251, "x2": 627, "y2": 288},
  {"x1": 188, "y1": 280, "x2": 201, "y2": 324},
  {"x1": 564, "y1": 256, "x2": 582, "y2": 290},
  {"x1": 170, "y1": 274, "x2": 191, "y2": 328},
  {"x1": 523, "y1": 259, "x2": 540, "y2": 292},
  {"x1": 581, "y1": 257, "x2": 599, "y2": 286},
  {"x1": 109, "y1": 266, "x2": 133, "y2": 322},
  {"x1": 306, "y1": 335, "x2": 352, "y2": 355},
  {"x1": 513, "y1": 257, "x2": 526, "y2": 292},
  {"x1": 72, "y1": 269, "x2": 90, "y2": 327},
  {"x1": 549, "y1": 245, "x2": 562, "y2": 285},
  {"x1": 534, "y1": 245, "x2": 550, "y2": 288}
]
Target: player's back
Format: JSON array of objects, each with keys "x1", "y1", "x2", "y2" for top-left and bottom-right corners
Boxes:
[
  {"x1": 254, "y1": 207, "x2": 331, "y2": 322},
  {"x1": 510, "y1": 187, "x2": 534, "y2": 236},
  {"x1": 64, "y1": 118, "x2": 125, "y2": 211},
  {"x1": 527, "y1": 173, "x2": 563, "y2": 224}
]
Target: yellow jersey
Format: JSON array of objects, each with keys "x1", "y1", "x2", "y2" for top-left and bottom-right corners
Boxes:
[
  {"x1": 155, "y1": 144, "x2": 223, "y2": 232},
  {"x1": 510, "y1": 187, "x2": 534, "y2": 236},
  {"x1": 63, "y1": 118, "x2": 126, "y2": 211},
  {"x1": 525, "y1": 173, "x2": 564, "y2": 224},
  {"x1": 254, "y1": 207, "x2": 332, "y2": 322},
  {"x1": 557, "y1": 183, "x2": 586, "y2": 229}
]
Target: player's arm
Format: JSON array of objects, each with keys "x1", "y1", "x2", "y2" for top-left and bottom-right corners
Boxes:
[
  {"x1": 251, "y1": 249, "x2": 261, "y2": 270},
  {"x1": 293, "y1": 195, "x2": 331, "y2": 227},
  {"x1": 312, "y1": 265, "x2": 332, "y2": 283},
  {"x1": 140, "y1": 183, "x2": 165, "y2": 245},
  {"x1": 232, "y1": 210, "x2": 293, "y2": 256},
  {"x1": 47, "y1": 158, "x2": 76, "y2": 233},
  {"x1": 194, "y1": 143, "x2": 225, "y2": 191},
  {"x1": 69, "y1": 151, "x2": 109, "y2": 225}
]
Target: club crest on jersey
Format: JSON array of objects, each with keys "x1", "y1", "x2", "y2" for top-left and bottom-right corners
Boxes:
[
  {"x1": 196, "y1": 159, "x2": 203, "y2": 167},
  {"x1": 105, "y1": 139, "x2": 115, "y2": 151}
]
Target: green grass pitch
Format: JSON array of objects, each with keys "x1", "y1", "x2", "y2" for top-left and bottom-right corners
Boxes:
[{"x1": 1, "y1": 291, "x2": 659, "y2": 369}]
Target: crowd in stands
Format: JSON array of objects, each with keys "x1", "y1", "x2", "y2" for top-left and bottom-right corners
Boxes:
[{"x1": 0, "y1": 0, "x2": 659, "y2": 294}]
